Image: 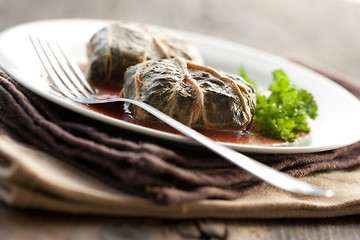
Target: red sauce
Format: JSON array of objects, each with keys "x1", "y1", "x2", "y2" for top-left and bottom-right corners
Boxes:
[
  {"x1": 86, "y1": 84, "x2": 282, "y2": 145},
  {"x1": 81, "y1": 64, "x2": 282, "y2": 145}
]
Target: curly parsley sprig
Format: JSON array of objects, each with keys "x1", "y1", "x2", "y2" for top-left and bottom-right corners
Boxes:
[{"x1": 239, "y1": 67, "x2": 318, "y2": 142}]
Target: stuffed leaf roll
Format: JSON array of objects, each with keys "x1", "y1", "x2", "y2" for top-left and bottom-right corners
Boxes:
[
  {"x1": 124, "y1": 58, "x2": 256, "y2": 131},
  {"x1": 87, "y1": 22, "x2": 203, "y2": 88}
]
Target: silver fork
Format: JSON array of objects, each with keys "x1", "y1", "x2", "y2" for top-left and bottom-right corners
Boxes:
[{"x1": 29, "y1": 34, "x2": 333, "y2": 198}]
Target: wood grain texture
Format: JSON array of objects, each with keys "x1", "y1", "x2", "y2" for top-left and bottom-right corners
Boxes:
[
  {"x1": 1, "y1": 0, "x2": 360, "y2": 239},
  {"x1": 2, "y1": 203, "x2": 360, "y2": 240}
]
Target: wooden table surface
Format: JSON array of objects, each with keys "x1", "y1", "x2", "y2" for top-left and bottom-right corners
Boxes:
[{"x1": 1, "y1": 0, "x2": 360, "y2": 239}]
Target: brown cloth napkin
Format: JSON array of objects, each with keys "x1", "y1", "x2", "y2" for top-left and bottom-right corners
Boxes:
[{"x1": 0, "y1": 58, "x2": 360, "y2": 217}]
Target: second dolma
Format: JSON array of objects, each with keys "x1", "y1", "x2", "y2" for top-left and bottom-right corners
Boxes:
[{"x1": 87, "y1": 22, "x2": 203, "y2": 88}]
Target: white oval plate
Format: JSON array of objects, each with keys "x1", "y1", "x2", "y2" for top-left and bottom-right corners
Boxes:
[{"x1": 0, "y1": 19, "x2": 359, "y2": 154}]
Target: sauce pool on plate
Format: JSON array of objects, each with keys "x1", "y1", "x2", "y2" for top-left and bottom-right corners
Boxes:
[
  {"x1": 79, "y1": 63, "x2": 282, "y2": 145},
  {"x1": 86, "y1": 83, "x2": 283, "y2": 146}
]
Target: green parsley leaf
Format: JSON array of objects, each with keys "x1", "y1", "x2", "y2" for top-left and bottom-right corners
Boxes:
[{"x1": 239, "y1": 67, "x2": 318, "y2": 142}]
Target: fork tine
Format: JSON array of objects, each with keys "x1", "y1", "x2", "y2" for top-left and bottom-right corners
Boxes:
[
  {"x1": 29, "y1": 34, "x2": 76, "y2": 99},
  {"x1": 30, "y1": 34, "x2": 96, "y2": 100},
  {"x1": 54, "y1": 41, "x2": 96, "y2": 94},
  {"x1": 46, "y1": 39, "x2": 94, "y2": 98},
  {"x1": 41, "y1": 37, "x2": 88, "y2": 99}
]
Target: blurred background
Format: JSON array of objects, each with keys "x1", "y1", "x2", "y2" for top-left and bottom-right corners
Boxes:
[{"x1": 1, "y1": 0, "x2": 360, "y2": 81}]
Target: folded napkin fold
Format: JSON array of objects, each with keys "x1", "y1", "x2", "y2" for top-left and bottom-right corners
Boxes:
[{"x1": 0, "y1": 58, "x2": 359, "y2": 218}]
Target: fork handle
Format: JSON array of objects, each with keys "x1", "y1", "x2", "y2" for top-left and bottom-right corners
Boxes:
[{"x1": 117, "y1": 98, "x2": 333, "y2": 197}]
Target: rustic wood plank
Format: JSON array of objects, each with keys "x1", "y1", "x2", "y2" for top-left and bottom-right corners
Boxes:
[{"x1": 2, "y1": 203, "x2": 360, "y2": 240}]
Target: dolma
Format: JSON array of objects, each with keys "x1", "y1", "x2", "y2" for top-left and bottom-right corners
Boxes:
[
  {"x1": 87, "y1": 22, "x2": 203, "y2": 87},
  {"x1": 124, "y1": 57, "x2": 256, "y2": 131}
]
